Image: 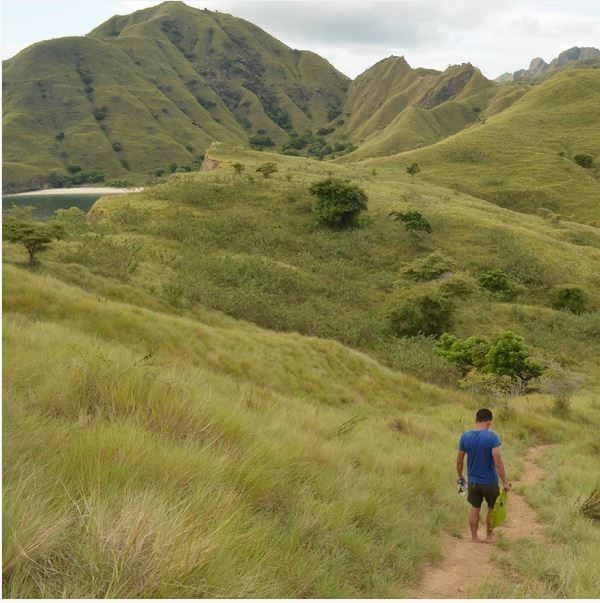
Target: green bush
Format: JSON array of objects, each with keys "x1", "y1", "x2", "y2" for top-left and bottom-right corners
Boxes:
[
  {"x1": 387, "y1": 287, "x2": 453, "y2": 337},
  {"x1": 389, "y1": 210, "x2": 432, "y2": 233},
  {"x1": 249, "y1": 134, "x2": 275, "y2": 149},
  {"x1": 256, "y1": 162, "x2": 278, "y2": 179},
  {"x1": 436, "y1": 331, "x2": 543, "y2": 383},
  {"x1": 551, "y1": 286, "x2": 590, "y2": 314},
  {"x1": 573, "y1": 153, "x2": 593, "y2": 169},
  {"x1": 310, "y1": 178, "x2": 368, "y2": 228},
  {"x1": 49, "y1": 207, "x2": 89, "y2": 236},
  {"x1": 400, "y1": 251, "x2": 456, "y2": 281},
  {"x1": 93, "y1": 106, "x2": 108, "y2": 121},
  {"x1": 479, "y1": 268, "x2": 513, "y2": 296}
]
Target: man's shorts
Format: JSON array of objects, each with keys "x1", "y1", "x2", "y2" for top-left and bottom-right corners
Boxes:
[{"x1": 467, "y1": 482, "x2": 500, "y2": 508}]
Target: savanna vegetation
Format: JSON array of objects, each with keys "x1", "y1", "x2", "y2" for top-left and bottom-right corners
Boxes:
[
  {"x1": 4, "y1": 142, "x2": 600, "y2": 597},
  {"x1": 3, "y1": 2, "x2": 600, "y2": 598}
]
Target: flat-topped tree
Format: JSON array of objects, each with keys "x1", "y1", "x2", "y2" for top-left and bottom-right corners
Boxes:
[{"x1": 3, "y1": 215, "x2": 65, "y2": 265}]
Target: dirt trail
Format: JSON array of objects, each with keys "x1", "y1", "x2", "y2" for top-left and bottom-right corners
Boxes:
[{"x1": 412, "y1": 445, "x2": 551, "y2": 598}]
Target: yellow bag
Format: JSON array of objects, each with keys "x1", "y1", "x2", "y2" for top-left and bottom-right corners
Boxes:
[{"x1": 490, "y1": 489, "x2": 508, "y2": 528}]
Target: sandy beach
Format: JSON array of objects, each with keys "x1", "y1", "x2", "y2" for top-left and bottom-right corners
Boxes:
[{"x1": 8, "y1": 186, "x2": 141, "y2": 196}]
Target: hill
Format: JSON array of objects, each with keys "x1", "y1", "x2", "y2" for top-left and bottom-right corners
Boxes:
[
  {"x1": 0, "y1": 1, "x2": 546, "y2": 192},
  {"x1": 353, "y1": 69, "x2": 600, "y2": 223},
  {"x1": 2, "y1": 1, "x2": 349, "y2": 191},
  {"x1": 340, "y1": 59, "x2": 529, "y2": 160},
  {"x1": 3, "y1": 147, "x2": 600, "y2": 597}
]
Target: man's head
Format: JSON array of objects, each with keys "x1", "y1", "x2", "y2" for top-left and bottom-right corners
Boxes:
[{"x1": 475, "y1": 408, "x2": 493, "y2": 428}]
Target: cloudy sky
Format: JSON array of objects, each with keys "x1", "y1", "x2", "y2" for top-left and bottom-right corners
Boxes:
[{"x1": 2, "y1": 0, "x2": 599, "y2": 79}]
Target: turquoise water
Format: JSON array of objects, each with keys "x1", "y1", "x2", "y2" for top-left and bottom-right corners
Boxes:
[{"x1": 2, "y1": 193, "x2": 104, "y2": 220}]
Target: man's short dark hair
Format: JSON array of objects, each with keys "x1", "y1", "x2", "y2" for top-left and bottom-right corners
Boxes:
[{"x1": 476, "y1": 408, "x2": 493, "y2": 422}]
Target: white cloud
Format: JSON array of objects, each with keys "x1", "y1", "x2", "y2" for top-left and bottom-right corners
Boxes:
[{"x1": 3, "y1": 0, "x2": 600, "y2": 79}]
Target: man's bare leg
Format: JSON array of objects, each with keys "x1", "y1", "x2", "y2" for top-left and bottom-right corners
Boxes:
[
  {"x1": 484, "y1": 506, "x2": 495, "y2": 543},
  {"x1": 469, "y1": 506, "x2": 481, "y2": 542}
]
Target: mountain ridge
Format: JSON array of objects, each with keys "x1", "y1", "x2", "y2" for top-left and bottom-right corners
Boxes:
[{"x1": 495, "y1": 45, "x2": 600, "y2": 83}]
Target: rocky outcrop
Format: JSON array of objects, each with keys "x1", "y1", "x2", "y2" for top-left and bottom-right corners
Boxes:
[{"x1": 495, "y1": 46, "x2": 600, "y2": 83}]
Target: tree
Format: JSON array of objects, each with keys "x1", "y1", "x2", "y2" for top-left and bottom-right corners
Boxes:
[
  {"x1": 55, "y1": 131, "x2": 65, "y2": 142},
  {"x1": 249, "y1": 133, "x2": 275, "y2": 149},
  {"x1": 3, "y1": 216, "x2": 64, "y2": 265},
  {"x1": 573, "y1": 153, "x2": 593, "y2": 169},
  {"x1": 406, "y1": 162, "x2": 421, "y2": 183},
  {"x1": 389, "y1": 210, "x2": 432, "y2": 233},
  {"x1": 310, "y1": 178, "x2": 368, "y2": 228},
  {"x1": 485, "y1": 332, "x2": 542, "y2": 381},
  {"x1": 256, "y1": 162, "x2": 278, "y2": 179},
  {"x1": 435, "y1": 333, "x2": 490, "y2": 375},
  {"x1": 169, "y1": 163, "x2": 178, "y2": 173},
  {"x1": 232, "y1": 162, "x2": 245, "y2": 176},
  {"x1": 435, "y1": 330, "x2": 543, "y2": 387}
]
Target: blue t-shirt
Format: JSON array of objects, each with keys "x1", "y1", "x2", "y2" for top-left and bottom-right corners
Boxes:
[{"x1": 458, "y1": 429, "x2": 501, "y2": 484}]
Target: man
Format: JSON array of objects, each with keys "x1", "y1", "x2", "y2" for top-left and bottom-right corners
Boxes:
[{"x1": 456, "y1": 408, "x2": 511, "y2": 543}]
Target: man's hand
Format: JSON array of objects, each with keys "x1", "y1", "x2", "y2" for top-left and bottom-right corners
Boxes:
[{"x1": 502, "y1": 481, "x2": 512, "y2": 491}]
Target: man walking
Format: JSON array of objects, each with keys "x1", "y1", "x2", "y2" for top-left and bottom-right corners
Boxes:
[{"x1": 456, "y1": 408, "x2": 511, "y2": 543}]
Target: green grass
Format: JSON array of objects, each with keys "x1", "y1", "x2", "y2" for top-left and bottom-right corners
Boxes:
[
  {"x1": 358, "y1": 69, "x2": 600, "y2": 224},
  {"x1": 2, "y1": 2, "x2": 349, "y2": 191},
  {"x1": 3, "y1": 20, "x2": 600, "y2": 593}
]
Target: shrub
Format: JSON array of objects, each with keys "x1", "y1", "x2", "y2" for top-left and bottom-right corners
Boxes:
[
  {"x1": 93, "y1": 106, "x2": 108, "y2": 121},
  {"x1": 55, "y1": 131, "x2": 65, "y2": 141},
  {"x1": 435, "y1": 333, "x2": 490, "y2": 374},
  {"x1": 67, "y1": 164, "x2": 82, "y2": 174},
  {"x1": 479, "y1": 268, "x2": 513, "y2": 297},
  {"x1": 249, "y1": 133, "x2": 275, "y2": 149},
  {"x1": 538, "y1": 363, "x2": 585, "y2": 415},
  {"x1": 310, "y1": 178, "x2": 368, "y2": 228},
  {"x1": 112, "y1": 142, "x2": 122, "y2": 152},
  {"x1": 387, "y1": 287, "x2": 453, "y2": 337},
  {"x1": 389, "y1": 210, "x2": 432, "y2": 233},
  {"x1": 573, "y1": 153, "x2": 593, "y2": 169},
  {"x1": 58, "y1": 235, "x2": 142, "y2": 280},
  {"x1": 551, "y1": 286, "x2": 590, "y2": 314},
  {"x1": 49, "y1": 207, "x2": 89, "y2": 236},
  {"x1": 232, "y1": 162, "x2": 245, "y2": 176},
  {"x1": 401, "y1": 251, "x2": 456, "y2": 281},
  {"x1": 435, "y1": 331, "x2": 543, "y2": 384},
  {"x1": 256, "y1": 162, "x2": 278, "y2": 179}
]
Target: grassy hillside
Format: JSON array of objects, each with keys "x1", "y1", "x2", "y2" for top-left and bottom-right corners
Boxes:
[
  {"x1": 1, "y1": 0, "x2": 545, "y2": 192},
  {"x1": 2, "y1": 1, "x2": 349, "y2": 191},
  {"x1": 4, "y1": 150, "x2": 600, "y2": 597},
  {"x1": 355, "y1": 70, "x2": 600, "y2": 224},
  {"x1": 4, "y1": 145, "x2": 600, "y2": 597}
]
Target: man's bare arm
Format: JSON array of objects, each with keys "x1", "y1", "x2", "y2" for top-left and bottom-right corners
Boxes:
[
  {"x1": 492, "y1": 447, "x2": 511, "y2": 490},
  {"x1": 456, "y1": 450, "x2": 466, "y2": 480}
]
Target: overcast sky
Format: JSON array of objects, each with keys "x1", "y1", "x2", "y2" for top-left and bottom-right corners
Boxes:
[{"x1": 2, "y1": 0, "x2": 600, "y2": 79}]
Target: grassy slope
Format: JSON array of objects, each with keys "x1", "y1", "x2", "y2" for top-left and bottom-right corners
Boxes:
[
  {"x1": 4, "y1": 266, "x2": 599, "y2": 598},
  {"x1": 356, "y1": 69, "x2": 600, "y2": 224},
  {"x1": 3, "y1": 146, "x2": 600, "y2": 596},
  {"x1": 2, "y1": 1, "x2": 349, "y2": 191},
  {"x1": 340, "y1": 61, "x2": 529, "y2": 161}
]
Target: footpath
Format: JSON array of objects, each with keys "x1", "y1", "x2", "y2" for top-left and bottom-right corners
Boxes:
[{"x1": 413, "y1": 445, "x2": 550, "y2": 598}]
